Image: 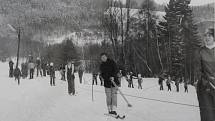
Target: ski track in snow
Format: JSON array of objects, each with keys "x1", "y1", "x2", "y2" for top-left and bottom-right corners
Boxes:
[{"x1": 0, "y1": 62, "x2": 200, "y2": 121}]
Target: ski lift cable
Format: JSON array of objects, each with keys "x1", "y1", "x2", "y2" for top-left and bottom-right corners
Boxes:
[{"x1": 78, "y1": 86, "x2": 214, "y2": 110}]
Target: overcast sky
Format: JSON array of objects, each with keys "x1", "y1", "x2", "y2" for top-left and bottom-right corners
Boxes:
[{"x1": 119, "y1": 0, "x2": 214, "y2": 6}]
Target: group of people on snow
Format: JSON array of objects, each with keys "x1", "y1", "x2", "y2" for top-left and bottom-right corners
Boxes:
[
  {"x1": 158, "y1": 75, "x2": 189, "y2": 93},
  {"x1": 6, "y1": 27, "x2": 215, "y2": 121}
]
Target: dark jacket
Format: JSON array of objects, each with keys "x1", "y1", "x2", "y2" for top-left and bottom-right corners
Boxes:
[
  {"x1": 49, "y1": 66, "x2": 55, "y2": 77},
  {"x1": 9, "y1": 61, "x2": 14, "y2": 69},
  {"x1": 100, "y1": 59, "x2": 119, "y2": 88},
  {"x1": 67, "y1": 66, "x2": 75, "y2": 81},
  {"x1": 195, "y1": 47, "x2": 215, "y2": 88}
]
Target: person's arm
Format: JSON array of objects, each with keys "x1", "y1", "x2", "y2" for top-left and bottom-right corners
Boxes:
[
  {"x1": 72, "y1": 64, "x2": 75, "y2": 75},
  {"x1": 193, "y1": 49, "x2": 202, "y2": 87}
]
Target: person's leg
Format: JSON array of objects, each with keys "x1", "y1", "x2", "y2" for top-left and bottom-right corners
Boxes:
[
  {"x1": 18, "y1": 77, "x2": 20, "y2": 85},
  {"x1": 40, "y1": 69, "x2": 42, "y2": 77},
  {"x1": 37, "y1": 67, "x2": 39, "y2": 77},
  {"x1": 71, "y1": 77, "x2": 75, "y2": 95},
  {"x1": 53, "y1": 77, "x2": 55, "y2": 86},
  {"x1": 105, "y1": 88, "x2": 112, "y2": 113},
  {"x1": 68, "y1": 79, "x2": 71, "y2": 94},
  {"x1": 95, "y1": 78, "x2": 97, "y2": 85},
  {"x1": 111, "y1": 87, "x2": 118, "y2": 113}
]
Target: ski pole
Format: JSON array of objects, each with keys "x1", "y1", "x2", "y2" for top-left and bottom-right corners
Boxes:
[
  {"x1": 92, "y1": 76, "x2": 94, "y2": 102},
  {"x1": 110, "y1": 79, "x2": 132, "y2": 107}
]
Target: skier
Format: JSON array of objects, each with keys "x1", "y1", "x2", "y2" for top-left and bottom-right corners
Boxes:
[
  {"x1": 137, "y1": 73, "x2": 143, "y2": 89},
  {"x1": 175, "y1": 77, "x2": 180, "y2": 92},
  {"x1": 92, "y1": 72, "x2": 98, "y2": 85},
  {"x1": 28, "y1": 60, "x2": 35, "y2": 79},
  {"x1": 66, "y1": 61, "x2": 75, "y2": 95},
  {"x1": 60, "y1": 64, "x2": 66, "y2": 81},
  {"x1": 46, "y1": 63, "x2": 50, "y2": 75},
  {"x1": 78, "y1": 65, "x2": 84, "y2": 84},
  {"x1": 158, "y1": 75, "x2": 165, "y2": 90},
  {"x1": 36, "y1": 57, "x2": 42, "y2": 77},
  {"x1": 194, "y1": 28, "x2": 215, "y2": 121},
  {"x1": 9, "y1": 59, "x2": 14, "y2": 78},
  {"x1": 117, "y1": 70, "x2": 123, "y2": 87},
  {"x1": 14, "y1": 67, "x2": 21, "y2": 85},
  {"x1": 99, "y1": 53, "x2": 119, "y2": 115},
  {"x1": 41, "y1": 60, "x2": 47, "y2": 77},
  {"x1": 126, "y1": 72, "x2": 131, "y2": 88},
  {"x1": 21, "y1": 62, "x2": 28, "y2": 79},
  {"x1": 49, "y1": 62, "x2": 55, "y2": 86},
  {"x1": 130, "y1": 72, "x2": 135, "y2": 88},
  {"x1": 166, "y1": 75, "x2": 172, "y2": 91},
  {"x1": 184, "y1": 81, "x2": 188, "y2": 93}
]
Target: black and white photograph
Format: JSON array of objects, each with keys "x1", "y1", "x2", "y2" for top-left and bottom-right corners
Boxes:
[{"x1": 0, "y1": 0, "x2": 214, "y2": 121}]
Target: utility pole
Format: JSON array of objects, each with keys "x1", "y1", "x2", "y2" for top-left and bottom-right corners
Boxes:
[
  {"x1": 8, "y1": 24, "x2": 21, "y2": 68},
  {"x1": 16, "y1": 27, "x2": 21, "y2": 68}
]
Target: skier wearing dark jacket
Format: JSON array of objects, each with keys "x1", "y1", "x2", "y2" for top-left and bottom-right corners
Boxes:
[
  {"x1": 194, "y1": 28, "x2": 215, "y2": 121},
  {"x1": 99, "y1": 53, "x2": 119, "y2": 115}
]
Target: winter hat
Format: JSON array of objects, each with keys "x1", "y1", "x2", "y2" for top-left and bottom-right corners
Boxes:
[{"x1": 50, "y1": 62, "x2": 54, "y2": 66}]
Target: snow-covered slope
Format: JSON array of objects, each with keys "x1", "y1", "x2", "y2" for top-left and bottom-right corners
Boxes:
[{"x1": 0, "y1": 62, "x2": 200, "y2": 121}]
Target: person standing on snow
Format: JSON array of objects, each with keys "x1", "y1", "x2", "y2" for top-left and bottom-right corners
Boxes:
[
  {"x1": 36, "y1": 57, "x2": 42, "y2": 77},
  {"x1": 78, "y1": 65, "x2": 84, "y2": 84},
  {"x1": 137, "y1": 73, "x2": 143, "y2": 89},
  {"x1": 9, "y1": 59, "x2": 14, "y2": 78},
  {"x1": 99, "y1": 53, "x2": 119, "y2": 115},
  {"x1": 28, "y1": 60, "x2": 35, "y2": 79},
  {"x1": 175, "y1": 77, "x2": 180, "y2": 92},
  {"x1": 166, "y1": 75, "x2": 172, "y2": 91},
  {"x1": 49, "y1": 62, "x2": 55, "y2": 86},
  {"x1": 126, "y1": 72, "x2": 131, "y2": 88},
  {"x1": 130, "y1": 72, "x2": 135, "y2": 88},
  {"x1": 117, "y1": 70, "x2": 123, "y2": 87},
  {"x1": 194, "y1": 28, "x2": 215, "y2": 121},
  {"x1": 66, "y1": 61, "x2": 75, "y2": 95},
  {"x1": 184, "y1": 81, "x2": 188, "y2": 93},
  {"x1": 14, "y1": 67, "x2": 21, "y2": 85},
  {"x1": 158, "y1": 75, "x2": 165, "y2": 90},
  {"x1": 60, "y1": 64, "x2": 66, "y2": 81}
]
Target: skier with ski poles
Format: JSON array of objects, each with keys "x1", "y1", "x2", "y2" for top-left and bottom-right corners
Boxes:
[{"x1": 99, "y1": 53, "x2": 119, "y2": 115}]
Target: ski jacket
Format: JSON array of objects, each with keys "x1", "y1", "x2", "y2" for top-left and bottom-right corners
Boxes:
[
  {"x1": 49, "y1": 66, "x2": 55, "y2": 77},
  {"x1": 100, "y1": 59, "x2": 119, "y2": 88},
  {"x1": 195, "y1": 46, "x2": 215, "y2": 88}
]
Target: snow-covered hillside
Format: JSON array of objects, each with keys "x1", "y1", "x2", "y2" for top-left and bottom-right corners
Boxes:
[{"x1": 0, "y1": 62, "x2": 200, "y2": 121}]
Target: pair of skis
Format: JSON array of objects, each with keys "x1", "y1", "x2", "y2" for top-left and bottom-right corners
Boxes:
[{"x1": 104, "y1": 113, "x2": 125, "y2": 120}]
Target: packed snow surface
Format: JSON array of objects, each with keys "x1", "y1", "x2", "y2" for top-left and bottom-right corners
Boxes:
[{"x1": 0, "y1": 62, "x2": 200, "y2": 121}]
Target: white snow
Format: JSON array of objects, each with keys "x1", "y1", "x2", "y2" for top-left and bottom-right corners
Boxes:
[{"x1": 0, "y1": 62, "x2": 200, "y2": 121}]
